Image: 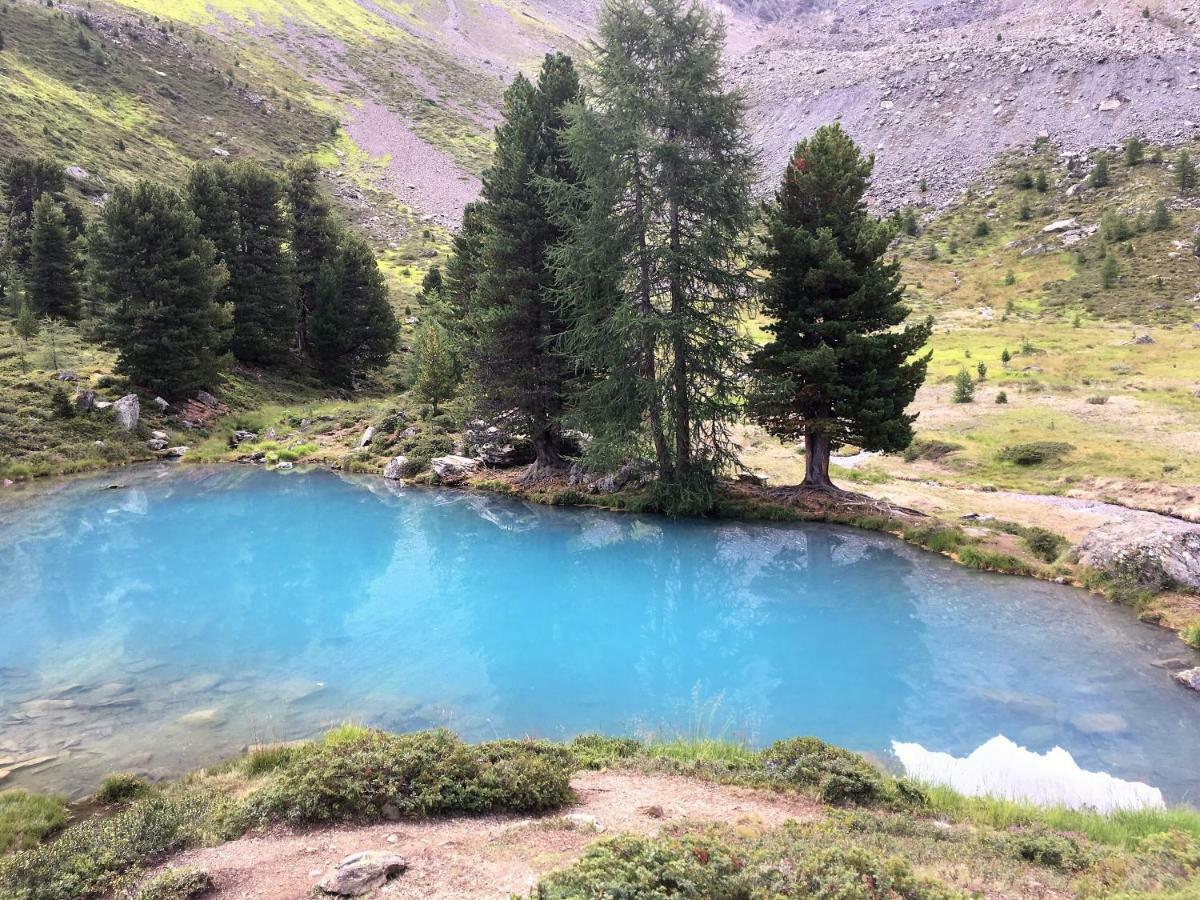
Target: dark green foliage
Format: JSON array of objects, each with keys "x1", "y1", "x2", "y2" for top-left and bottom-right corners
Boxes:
[
  {"x1": 240, "y1": 729, "x2": 574, "y2": 826},
  {"x1": 973, "y1": 219, "x2": 990, "y2": 238},
  {"x1": 188, "y1": 161, "x2": 296, "y2": 364},
  {"x1": 307, "y1": 229, "x2": 398, "y2": 385},
  {"x1": 749, "y1": 124, "x2": 931, "y2": 489},
  {"x1": 1177, "y1": 151, "x2": 1197, "y2": 194},
  {"x1": 554, "y1": 0, "x2": 756, "y2": 508},
  {"x1": 131, "y1": 867, "x2": 212, "y2": 900},
  {"x1": 412, "y1": 321, "x2": 458, "y2": 414},
  {"x1": 996, "y1": 826, "x2": 1094, "y2": 872},
  {"x1": 760, "y1": 737, "x2": 886, "y2": 806},
  {"x1": 395, "y1": 429, "x2": 455, "y2": 475},
  {"x1": 14, "y1": 303, "x2": 38, "y2": 341},
  {"x1": 1090, "y1": 153, "x2": 1110, "y2": 188},
  {"x1": 90, "y1": 181, "x2": 229, "y2": 396},
  {"x1": 902, "y1": 438, "x2": 963, "y2": 462},
  {"x1": 28, "y1": 194, "x2": 80, "y2": 320},
  {"x1": 996, "y1": 441, "x2": 1073, "y2": 465},
  {"x1": 460, "y1": 54, "x2": 579, "y2": 466},
  {"x1": 952, "y1": 368, "x2": 975, "y2": 403},
  {"x1": 0, "y1": 791, "x2": 229, "y2": 900},
  {"x1": 1151, "y1": 199, "x2": 1172, "y2": 231},
  {"x1": 49, "y1": 385, "x2": 73, "y2": 418},
  {"x1": 900, "y1": 523, "x2": 967, "y2": 554},
  {"x1": 284, "y1": 157, "x2": 339, "y2": 353},
  {"x1": 96, "y1": 773, "x2": 150, "y2": 805},
  {"x1": 1023, "y1": 527, "x2": 1068, "y2": 563},
  {"x1": 1100, "y1": 209, "x2": 1132, "y2": 242},
  {"x1": 1000, "y1": 347, "x2": 1011, "y2": 364},
  {"x1": 1101, "y1": 254, "x2": 1119, "y2": 288},
  {"x1": 1014, "y1": 170, "x2": 1033, "y2": 189},
  {"x1": 1034, "y1": 170, "x2": 1048, "y2": 192},
  {"x1": 995, "y1": 390, "x2": 1008, "y2": 404},
  {"x1": 1125, "y1": 136, "x2": 1145, "y2": 167},
  {"x1": 1, "y1": 156, "x2": 66, "y2": 272},
  {"x1": 955, "y1": 546, "x2": 1034, "y2": 576},
  {"x1": 568, "y1": 734, "x2": 644, "y2": 770}
]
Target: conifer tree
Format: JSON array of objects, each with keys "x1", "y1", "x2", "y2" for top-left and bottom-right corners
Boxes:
[
  {"x1": 1178, "y1": 150, "x2": 1197, "y2": 194},
  {"x1": 188, "y1": 161, "x2": 296, "y2": 364},
  {"x1": 2, "y1": 156, "x2": 66, "y2": 271},
  {"x1": 748, "y1": 124, "x2": 932, "y2": 491},
  {"x1": 91, "y1": 181, "x2": 230, "y2": 396},
  {"x1": 554, "y1": 0, "x2": 755, "y2": 508},
  {"x1": 442, "y1": 202, "x2": 486, "y2": 338},
  {"x1": 28, "y1": 194, "x2": 81, "y2": 320},
  {"x1": 462, "y1": 53, "x2": 580, "y2": 471},
  {"x1": 307, "y1": 228, "x2": 397, "y2": 386},
  {"x1": 412, "y1": 321, "x2": 458, "y2": 415},
  {"x1": 285, "y1": 157, "x2": 339, "y2": 352}
]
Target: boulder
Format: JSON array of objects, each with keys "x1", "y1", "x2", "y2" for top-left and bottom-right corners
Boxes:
[
  {"x1": 318, "y1": 851, "x2": 407, "y2": 896},
  {"x1": 383, "y1": 456, "x2": 409, "y2": 480},
  {"x1": 196, "y1": 390, "x2": 220, "y2": 409},
  {"x1": 595, "y1": 459, "x2": 656, "y2": 494},
  {"x1": 1043, "y1": 218, "x2": 1078, "y2": 233},
  {"x1": 1133, "y1": 333, "x2": 1155, "y2": 345},
  {"x1": 431, "y1": 455, "x2": 481, "y2": 485},
  {"x1": 153, "y1": 396, "x2": 170, "y2": 412},
  {"x1": 114, "y1": 394, "x2": 139, "y2": 431},
  {"x1": 75, "y1": 390, "x2": 96, "y2": 414},
  {"x1": 229, "y1": 430, "x2": 258, "y2": 448},
  {"x1": 1075, "y1": 518, "x2": 1200, "y2": 592},
  {"x1": 53, "y1": 371, "x2": 78, "y2": 381},
  {"x1": 1174, "y1": 668, "x2": 1200, "y2": 692},
  {"x1": 147, "y1": 439, "x2": 168, "y2": 451},
  {"x1": 564, "y1": 812, "x2": 604, "y2": 832},
  {"x1": 357, "y1": 426, "x2": 375, "y2": 449},
  {"x1": 151, "y1": 430, "x2": 168, "y2": 441},
  {"x1": 161, "y1": 446, "x2": 189, "y2": 459}
]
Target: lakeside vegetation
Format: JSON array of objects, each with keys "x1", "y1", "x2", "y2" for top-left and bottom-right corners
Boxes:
[{"x1": 1, "y1": 726, "x2": 1198, "y2": 899}]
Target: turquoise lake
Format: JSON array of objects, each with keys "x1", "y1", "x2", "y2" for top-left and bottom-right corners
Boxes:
[{"x1": 1, "y1": 465, "x2": 1197, "y2": 801}]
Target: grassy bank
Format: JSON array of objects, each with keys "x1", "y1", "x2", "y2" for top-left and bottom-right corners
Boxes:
[{"x1": 1, "y1": 727, "x2": 1198, "y2": 899}]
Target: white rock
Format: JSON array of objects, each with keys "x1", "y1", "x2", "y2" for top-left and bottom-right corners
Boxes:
[
  {"x1": 565, "y1": 812, "x2": 604, "y2": 832},
  {"x1": 318, "y1": 851, "x2": 407, "y2": 896},
  {"x1": 1043, "y1": 218, "x2": 1079, "y2": 233},
  {"x1": 114, "y1": 394, "x2": 139, "y2": 431},
  {"x1": 430, "y1": 455, "x2": 481, "y2": 485}
]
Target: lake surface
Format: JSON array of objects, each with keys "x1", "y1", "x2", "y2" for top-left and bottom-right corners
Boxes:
[{"x1": 1, "y1": 465, "x2": 1197, "y2": 802}]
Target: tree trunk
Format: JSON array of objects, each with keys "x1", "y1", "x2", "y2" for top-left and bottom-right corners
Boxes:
[
  {"x1": 803, "y1": 431, "x2": 835, "y2": 490},
  {"x1": 522, "y1": 426, "x2": 566, "y2": 485},
  {"x1": 633, "y1": 151, "x2": 670, "y2": 480},
  {"x1": 668, "y1": 192, "x2": 690, "y2": 476}
]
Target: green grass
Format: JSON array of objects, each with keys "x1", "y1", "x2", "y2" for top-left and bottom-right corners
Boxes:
[{"x1": 0, "y1": 791, "x2": 68, "y2": 855}]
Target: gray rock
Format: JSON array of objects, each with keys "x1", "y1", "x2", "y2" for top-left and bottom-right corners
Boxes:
[
  {"x1": 114, "y1": 394, "x2": 139, "y2": 431},
  {"x1": 196, "y1": 390, "x2": 220, "y2": 408},
  {"x1": 564, "y1": 812, "x2": 604, "y2": 832},
  {"x1": 64, "y1": 166, "x2": 91, "y2": 182},
  {"x1": 318, "y1": 851, "x2": 407, "y2": 896},
  {"x1": 383, "y1": 456, "x2": 408, "y2": 480},
  {"x1": 358, "y1": 425, "x2": 375, "y2": 449},
  {"x1": 1042, "y1": 217, "x2": 1078, "y2": 233},
  {"x1": 1151, "y1": 658, "x2": 1192, "y2": 671},
  {"x1": 1133, "y1": 333, "x2": 1155, "y2": 345},
  {"x1": 151, "y1": 430, "x2": 168, "y2": 441},
  {"x1": 53, "y1": 371, "x2": 78, "y2": 381},
  {"x1": 1070, "y1": 712, "x2": 1128, "y2": 735},
  {"x1": 153, "y1": 396, "x2": 170, "y2": 412},
  {"x1": 229, "y1": 430, "x2": 258, "y2": 447},
  {"x1": 161, "y1": 446, "x2": 189, "y2": 458},
  {"x1": 147, "y1": 439, "x2": 168, "y2": 451},
  {"x1": 431, "y1": 455, "x2": 481, "y2": 485},
  {"x1": 463, "y1": 416, "x2": 535, "y2": 468},
  {"x1": 1075, "y1": 519, "x2": 1200, "y2": 592},
  {"x1": 595, "y1": 459, "x2": 656, "y2": 494},
  {"x1": 1174, "y1": 668, "x2": 1200, "y2": 692},
  {"x1": 75, "y1": 390, "x2": 96, "y2": 413}
]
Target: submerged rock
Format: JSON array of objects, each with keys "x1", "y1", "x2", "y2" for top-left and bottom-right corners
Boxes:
[
  {"x1": 1070, "y1": 712, "x2": 1129, "y2": 735},
  {"x1": 114, "y1": 394, "x2": 139, "y2": 431},
  {"x1": 179, "y1": 708, "x2": 225, "y2": 727},
  {"x1": 318, "y1": 851, "x2": 407, "y2": 896}
]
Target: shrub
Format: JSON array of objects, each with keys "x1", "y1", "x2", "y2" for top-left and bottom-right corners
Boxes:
[
  {"x1": 568, "y1": 734, "x2": 644, "y2": 770},
  {"x1": 396, "y1": 431, "x2": 454, "y2": 474},
  {"x1": 1182, "y1": 622, "x2": 1200, "y2": 650},
  {"x1": 550, "y1": 489, "x2": 587, "y2": 507},
  {"x1": 96, "y1": 773, "x2": 150, "y2": 805},
  {"x1": 956, "y1": 546, "x2": 1034, "y2": 576},
  {"x1": 132, "y1": 867, "x2": 212, "y2": 900},
  {"x1": 973, "y1": 220, "x2": 990, "y2": 238},
  {"x1": 997, "y1": 826, "x2": 1094, "y2": 871},
  {"x1": 761, "y1": 737, "x2": 887, "y2": 806},
  {"x1": 1087, "y1": 395, "x2": 1109, "y2": 405},
  {"x1": 901, "y1": 524, "x2": 967, "y2": 554},
  {"x1": 49, "y1": 386, "x2": 74, "y2": 419},
  {"x1": 952, "y1": 368, "x2": 975, "y2": 403},
  {"x1": 240, "y1": 729, "x2": 574, "y2": 826},
  {"x1": 0, "y1": 791, "x2": 68, "y2": 854},
  {"x1": 1023, "y1": 527, "x2": 1068, "y2": 563},
  {"x1": 995, "y1": 441, "x2": 1073, "y2": 465},
  {"x1": 995, "y1": 390, "x2": 1008, "y2": 404}
]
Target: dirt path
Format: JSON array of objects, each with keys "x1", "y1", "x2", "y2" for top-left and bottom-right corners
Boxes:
[{"x1": 153, "y1": 771, "x2": 818, "y2": 899}]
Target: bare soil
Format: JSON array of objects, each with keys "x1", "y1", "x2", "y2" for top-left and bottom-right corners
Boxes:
[{"x1": 149, "y1": 770, "x2": 818, "y2": 899}]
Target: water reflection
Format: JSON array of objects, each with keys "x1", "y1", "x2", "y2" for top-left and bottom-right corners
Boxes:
[{"x1": 0, "y1": 466, "x2": 1196, "y2": 802}]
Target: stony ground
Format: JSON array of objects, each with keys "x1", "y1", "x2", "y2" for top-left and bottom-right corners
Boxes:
[{"x1": 149, "y1": 770, "x2": 819, "y2": 899}]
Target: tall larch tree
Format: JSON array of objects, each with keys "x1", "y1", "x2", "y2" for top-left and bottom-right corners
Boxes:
[
  {"x1": 91, "y1": 181, "x2": 230, "y2": 396},
  {"x1": 28, "y1": 194, "x2": 81, "y2": 320},
  {"x1": 554, "y1": 0, "x2": 755, "y2": 510},
  {"x1": 188, "y1": 161, "x2": 296, "y2": 364},
  {"x1": 285, "y1": 157, "x2": 339, "y2": 353},
  {"x1": 748, "y1": 123, "x2": 932, "y2": 491},
  {"x1": 460, "y1": 53, "x2": 580, "y2": 472}
]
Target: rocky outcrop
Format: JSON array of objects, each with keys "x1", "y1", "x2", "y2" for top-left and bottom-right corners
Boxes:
[
  {"x1": 1075, "y1": 519, "x2": 1200, "y2": 592},
  {"x1": 75, "y1": 390, "x2": 96, "y2": 414},
  {"x1": 383, "y1": 455, "x2": 409, "y2": 480},
  {"x1": 318, "y1": 851, "x2": 407, "y2": 896},
  {"x1": 431, "y1": 455, "x2": 481, "y2": 485},
  {"x1": 358, "y1": 426, "x2": 375, "y2": 449},
  {"x1": 114, "y1": 394, "x2": 139, "y2": 431},
  {"x1": 1174, "y1": 668, "x2": 1200, "y2": 692}
]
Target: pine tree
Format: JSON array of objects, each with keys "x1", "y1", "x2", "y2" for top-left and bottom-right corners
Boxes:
[
  {"x1": 952, "y1": 369, "x2": 975, "y2": 403},
  {"x1": 461, "y1": 54, "x2": 580, "y2": 471},
  {"x1": 28, "y1": 194, "x2": 81, "y2": 320},
  {"x1": 1124, "y1": 136, "x2": 1144, "y2": 167},
  {"x1": 412, "y1": 321, "x2": 458, "y2": 415},
  {"x1": 188, "y1": 161, "x2": 296, "y2": 364},
  {"x1": 307, "y1": 228, "x2": 397, "y2": 385},
  {"x1": 285, "y1": 157, "x2": 340, "y2": 352},
  {"x1": 1151, "y1": 199, "x2": 1171, "y2": 231},
  {"x1": 1101, "y1": 254, "x2": 1119, "y2": 288},
  {"x1": 748, "y1": 124, "x2": 932, "y2": 490},
  {"x1": 554, "y1": 0, "x2": 756, "y2": 509},
  {"x1": 15, "y1": 301, "x2": 38, "y2": 341},
  {"x1": 2, "y1": 156, "x2": 66, "y2": 271},
  {"x1": 1177, "y1": 150, "x2": 1197, "y2": 194},
  {"x1": 1034, "y1": 170, "x2": 1048, "y2": 192},
  {"x1": 1089, "y1": 153, "x2": 1110, "y2": 188},
  {"x1": 91, "y1": 181, "x2": 230, "y2": 396}
]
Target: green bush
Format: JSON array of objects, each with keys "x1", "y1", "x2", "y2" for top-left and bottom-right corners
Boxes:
[
  {"x1": 395, "y1": 431, "x2": 455, "y2": 474},
  {"x1": 995, "y1": 441, "x2": 1074, "y2": 466},
  {"x1": 569, "y1": 734, "x2": 644, "y2": 770},
  {"x1": 996, "y1": 826, "x2": 1094, "y2": 871},
  {"x1": 96, "y1": 773, "x2": 150, "y2": 805},
  {"x1": 0, "y1": 791, "x2": 68, "y2": 854},
  {"x1": 1023, "y1": 527, "x2": 1068, "y2": 563},
  {"x1": 241, "y1": 729, "x2": 574, "y2": 826},
  {"x1": 132, "y1": 867, "x2": 212, "y2": 900},
  {"x1": 761, "y1": 737, "x2": 887, "y2": 806},
  {"x1": 902, "y1": 438, "x2": 963, "y2": 463},
  {"x1": 956, "y1": 546, "x2": 1034, "y2": 576},
  {"x1": 901, "y1": 524, "x2": 967, "y2": 554}
]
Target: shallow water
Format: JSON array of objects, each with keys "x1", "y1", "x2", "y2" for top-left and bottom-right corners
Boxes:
[{"x1": 0, "y1": 465, "x2": 1197, "y2": 801}]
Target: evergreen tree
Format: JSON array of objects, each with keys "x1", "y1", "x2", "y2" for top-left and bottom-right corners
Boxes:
[
  {"x1": 1089, "y1": 153, "x2": 1110, "y2": 188},
  {"x1": 442, "y1": 201, "x2": 486, "y2": 338},
  {"x1": 554, "y1": 0, "x2": 755, "y2": 508},
  {"x1": 952, "y1": 368, "x2": 975, "y2": 403},
  {"x1": 462, "y1": 54, "x2": 580, "y2": 471},
  {"x1": 1151, "y1": 199, "x2": 1171, "y2": 231},
  {"x1": 2, "y1": 156, "x2": 66, "y2": 271},
  {"x1": 307, "y1": 228, "x2": 398, "y2": 385},
  {"x1": 285, "y1": 157, "x2": 340, "y2": 352},
  {"x1": 1101, "y1": 254, "x2": 1119, "y2": 288},
  {"x1": 91, "y1": 181, "x2": 230, "y2": 396},
  {"x1": 15, "y1": 301, "x2": 38, "y2": 342},
  {"x1": 412, "y1": 321, "x2": 458, "y2": 414},
  {"x1": 1034, "y1": 170, "x2": 1048, "y2": 193},
  {"x1": 1124, "y1": 136, "x2": 1144, "y2": 167},
  {"x1": 748, "y1": 124, "x2": 932, "y2": 490},
  {"x1": 1177, "y1": 150, "x2": 1197, "y2": 194},
  {"x1": 28, "y1": 194, "x2": 81, "y2": 320},
  {"x1": 188, "y1": 161, "x2": 296, "y2": 364}
]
